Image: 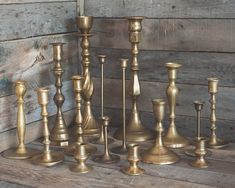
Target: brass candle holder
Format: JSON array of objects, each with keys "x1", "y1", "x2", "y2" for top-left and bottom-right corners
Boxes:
[
  {"x1": 77, "y1": 16, "x2": 99, "y2": 136},
  {"x1": 50, "y1": 43, "x2": 69, "y2": 147},
  {"x1": 66, "y1": 75, "x2": 97, "y2": 156},
  {"x1": 114, "y1": 16, "x2": 153, "y2": 142},
  {"x1": 142, "y1": 99, "x2": 179, "y2": 165},
  {"x1": 163, "y1": 62, "x2": 189, "y2": 148},
  {"x1": 92, "y1": 116, "x2": 120, "y2": 164},
  {"x1": 207, "y1": 78, "x2": 228, "y2": 149},
  {"x1": 32, "y1": 88, "x2": 64, "y2": 166},
  {"x1": 121, "y1": 143, "x2": 145, "y2": 176},
  {"x1": 2, "y1": 81, "x2": 38, "y2": 159}
]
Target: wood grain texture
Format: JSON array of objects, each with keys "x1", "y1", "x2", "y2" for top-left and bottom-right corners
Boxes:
[
  {"x1": 0, "y1": 181, "x2": 32, "y2": 188},
  {"x1": 0, "y1": 0, "x2": 75, "y2": 4}
]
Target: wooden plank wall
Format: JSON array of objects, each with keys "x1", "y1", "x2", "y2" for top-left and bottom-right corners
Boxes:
[
  {"x1": 85, "y1": 0, "x2": 235, "y2": 142},
  {"x1": 0, "y1": 0, "x2": 79, "y2": 152}
]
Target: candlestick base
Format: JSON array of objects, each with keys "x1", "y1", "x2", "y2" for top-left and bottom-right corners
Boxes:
[
  {"x1": 111, "y1": 145, "x2": 128, "y2": 155},
  {"x1": 2, "y1": 148, "x2": 39, "y2": 160},
  {"x1": 184, "y1": 148, "x2": 212, "y2": 157},
  {"x1": 31, "y1": 152, "x2": 64, "y2": 167},
  {"x1": 50, "y1": 140, "x2": 69, "y2": 147},
  {"x1": 70, "y1": 163, "x2": 93, "y2": 173},
  {"x1": 66, "y1": 143, "x2": 97, "y2": 156},
  {"x1": 121, "y1": 166, "x2": 145, "y2": 176},
  {"x1": 92, "y1": 154, "x2": 120, "y2": 164},
  {"x1": 190, "y1": 159, "x2": 209, "y2": 168},
  {"x1": 208, "y1": 137, "x2": 229, "y2": 149}
]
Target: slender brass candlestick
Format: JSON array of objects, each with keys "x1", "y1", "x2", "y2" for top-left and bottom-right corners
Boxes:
[
  {"x1": 114, "y1": 16, "x2": 153, "y2": 142},
  {"x1": 163, "y1": 62, "x2": 189, "y2": 148},
  {"x1": 50, "y1": 43, "x2": 69, "y2": 147},
  {"x1": 32, "y1": 88, "x2": 64, "y2": 166},
  {"x1": 208, "y1": 78, "x2": 228, "y2": 149},
  {"x1": 92, "y1": 116, "x2": 120, "y2": 164},
  {"x1": 77, "y1": 16, "x2": 99, "y2": 135},
  {"x1": 142, "y1": 99, "x2": 179, "y2": 164},
  {"x1": 112, "y1": 59, "x2": 128, "y2": 155},
  {"x1": 2, "y1": 81, "x2": 38, "y2": 159},
  {"x1": 121, "y1": 143, "x2": 145, "y2": 176}
]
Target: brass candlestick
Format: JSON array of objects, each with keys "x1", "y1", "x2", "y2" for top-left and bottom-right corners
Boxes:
[
  {"x1": 2, "y1": 81, "x2": 38, "y2": 159},
  {"x1": 121, "y1": 143, "x2": 145, "y2": 176},
  {"x1": 70, "y1": 143, "x2": 93, "y2": 173},
  {"x1": 77, "y1": 16, "x2": 99, "y2": 136},
  {"x1": 92, "y1": 116, "x2": 120, "y2": 164},
  {"x1": 142, "y1": 99, "x2": 179, "y2": 165},
  {"x1": 66, "y1": 75, "x2": 97, "y2": 156},
  {"x1": 114, "y1": 16, "x2": 153, "y2": 142},
  {"x1": 208, "y1": 78, "x2": 228, "y2": 149},
  {"x1": 112, "y1": 59, "x2": 128, "y2": 155},
  {"x1": 190, "y1": 138, "x2": 209, "y2": 168},
  {"x1": 50, "y1": 43, "x2": 69, "y2": 147},
  {"x1": 163, "y1": 62, "x2": 189, "y2": 148},
  {"x1": 32, "y1": 88, "x2": 64, "y2": 166}
]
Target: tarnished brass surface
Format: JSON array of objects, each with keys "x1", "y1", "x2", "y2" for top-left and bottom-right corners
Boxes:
[
  {"x1": 142, "y1": 99, "x2": 179, "y2": 165},
  {"x1": 163, "y1": 62, "x2": 189, "y2": 148}
]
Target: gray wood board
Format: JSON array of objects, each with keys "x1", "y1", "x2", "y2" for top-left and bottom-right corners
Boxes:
[
  {"x1": 0, "y1": 0, "x2": 75, "y2": 4},
  {"x1": 0, "y1": 181, "x2": 32, "y2": 188}
]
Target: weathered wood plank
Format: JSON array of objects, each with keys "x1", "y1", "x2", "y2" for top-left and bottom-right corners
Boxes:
[
  {"x1": 0, "y1": 180, "x2": 32, "y2": 188},
  {"x1": 85, "y1": 0, "x2": 235, "y2": 19},
  {"x1": 91, "y1": 18, "x2": 235, "y2": 53},
  {"x1": 0, "y1": 0, "x2": 75, "y2": 4}
]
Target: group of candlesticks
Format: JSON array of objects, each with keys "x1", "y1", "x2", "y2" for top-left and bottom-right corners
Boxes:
[{"x1": 1, "y1": 16, "x2": 229, "y2": 175}]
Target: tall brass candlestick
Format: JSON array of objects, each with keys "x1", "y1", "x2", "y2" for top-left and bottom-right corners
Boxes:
[
  {"x1": 208, "y1": 78, "x2": 228, "y2": 149},
  {"x1": 50, "y1": 43, "x2": 69, "y2": 147},
  {"x1": 114, "y1": 16, "x2": 153, "y2": 142},
  {"x1": 77, "y1": 16, "x2": 99, "y2": 135},
  {"x1": 163, "y1": 62, "x2": 189, "y2": 148},
  {"x1": 2, "y1": 81, "x2": 38, "y2": 159}
]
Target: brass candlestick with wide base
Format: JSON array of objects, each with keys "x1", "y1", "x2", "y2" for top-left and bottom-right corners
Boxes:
[
  {"x1": 2, "y1": 81, "x2": 38, "y2": 159},
  {"x1": 114, "y1": 16, "x2": 153, "y2": 142},
  {"x1": 163, "y1": 63, "x2": 189, "y2": 148},
  {"x1": 32, "y1": 88, "x2": 64, "y2": 166},
  {"x1": 142, "y1": 99, "x2": 179, "y2": 165},
  {"x1": 207, "y1": 78, "x2": 228, "y2": 149}
]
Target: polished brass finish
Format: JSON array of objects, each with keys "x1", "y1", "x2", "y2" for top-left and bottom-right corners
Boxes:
[
  {"x1": 70, "y1": 143, "x2": 93, "y2": 173},
  {"x1": 207, "y1": 78, "x2": 228, "y2": 149},
  {"x1": 114, "y1": 16, "x2": 153, "y2": 142},
  {"x1": 92, "y1": 116, "x2": 120, "y2": 164},
  {"x1": 2, "y1": 81, "x2": 38, "y2": 159},
  {"x1": 190, "y1": 138, "x2": 209, "y2": 168},
  {"x1": 32, "y1": 88, "x2": 64, "y2": 166},
  {"x1": 142, "y1": 99, "x2": 179, "y2": 164},
  {"x1": 50, "y1": 43, "x2": 69, "y2": 147},
  {"x1": 77, "y1": 16, "x2": 99, "y2": 135},
  {"x1": 112, "y1": 59, "x2": 129, "y2": 154},
  {"x1": 66, "y1": 75, "x2": 97, "y2": 155},
  {"x1": 121, "y1": 143, "x2": 145, "y2": 176},
  {"x1": 163, "y1": 63, "x2": 189, "y2": 148}
]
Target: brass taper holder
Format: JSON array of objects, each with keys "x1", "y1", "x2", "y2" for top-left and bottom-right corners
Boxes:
[
  {"x1": 2, "y1": 81, "x2": 38, "y2": 159},
  {"x1": 142, "y1": 99, "x2": 179, "y2": 165},
  {"x1": 32, "y1": 88, "x2": 64, "y2": 166},
  {"x1": 163, "y1": 62, "x2": 189, "y2": 148}
]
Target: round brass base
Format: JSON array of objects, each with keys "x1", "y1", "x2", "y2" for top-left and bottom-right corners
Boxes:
[
  {"x1": 89, "y1": 137, "x2": 114, "y2": 145},
  {"x1": 184, "y1": 149, "x2": 212, "y2": 157},
  {"x1": 121, "y1": 166, "x2": 145, "y2": 176},
  {"x1": 70, "y1": 164, "x2": 93, "y2": 173},
  {"x1": 31, "y1": 152, "x2": 64, "y2": 167},
  {"x1": 92, "y1": 154, "x2": 120, "y2": 164},
  {"x1": 83, "y1": 128, "x2": 100, "y2": 136},
  {"x1": 190, "y1": 160, "x2": 209, "y2": 168},
  {"x1": 50, "y1": 140, "x2": 69, "y2": 147},
  {"x1": 110, "y1": 146, "x2": 127, "y2": 155},
  {"x1": 2, "y1": 148, "x2": 39, "y2": 160},
  {"x1": 208, "y1": 138, "x2": 229, "y2": 149},
  {"x1": 66, "y1": 143, "x2": 97, "y2": 156},
  {"x1": 163, "y1": 134, "x2": 189, "y2": 148}
]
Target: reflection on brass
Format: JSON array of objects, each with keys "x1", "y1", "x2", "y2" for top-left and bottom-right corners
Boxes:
[
  {"x1": 77, "y1": 16, "x2": 99, "y2": 135},
  {"x1": 92, "y1": 116, "x2": 120, "y2": 164},
  {"x1": 163, "y1": 63, "x2": 189, "y2": 148},
  {"x1": 121, "y1": 143, "x2": 145, "y2": 176},
  {"x1": 142, "y1": 99, "x2": 179, "y2": 165},
  {"x1": 2, "y1": 81, "x2": 38, "y2": 159},
  {"x1": 70, "y1": 143, "x2": 93, "y2": 173},
  {"x1": 32, "y1": 88, "x2": 64, "y2": 166},
  {"x1": 66, "y1": 75, "x2": 97, "y2": 155},
  {"x1": 112, "y1": 59, "x2": 128, "y2": 155},
  {"x1": 50, "y1": 43, "x2": 69, "y2": 147},
  {"x1": 207, "y1": 78, "x2": 228, "y2": 149},
  {"x1": 190, "y1": 138, "x2": 209, "y2": 168},
  {"x1": 114, "y1": 16, "x2": 153, "y2": 142}
]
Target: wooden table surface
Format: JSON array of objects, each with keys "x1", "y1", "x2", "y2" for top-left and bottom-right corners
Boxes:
[{"x1": 0, "y1": 130, "x2": 235, "y2": 188}]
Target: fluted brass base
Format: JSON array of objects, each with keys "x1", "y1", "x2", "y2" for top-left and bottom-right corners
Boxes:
[
  {"x1": 66, "y1": 143, "x2": 97, "y2": 156},
  {"x1": 121, "y1": 166, "x2": 145, "y2": 176},
  {"x1": 31, "y1": 152, "x2": 64, "y2": 167},
  {"x1": 2, "y1": 148, "x2": 39, "y2": 160},
  {"x1": 92, "y1": 154, "x2": 120, "y2": 164},
  {"x1": 184, "y1": 148, "x2": 212, "y2": 157},
  {"x1": 70, "y1": 164, "x2": 93, "y2": 173},
  {"x1": 208, "y1": 137, "x2": 228, "y2": 149},
  {"x1": 190, "y1": 159, "x2": 209, "y2": 168},
  {"x1": 111, "y1": 146, "x2": 127, "y2": 155}
]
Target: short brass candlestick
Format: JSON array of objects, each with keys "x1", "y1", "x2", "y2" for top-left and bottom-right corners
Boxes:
[
  {"x1": 114, "y1": 16, "x2": 153, "y2": 142},
  {"x1": 142, "y1": 99, "x2": 179, "y2": 164},
  {"x1": 50, "y1": 43, "x2": 69, "y2": 147},
  {"x1": 2, "y1": 81, "x2": 38, "y2": 159},
  {"x1": 208, "y1": 78, "x2": 228, "y2": 149},
  {"x1": 112, "y1": 59, "x2": 128, "y2": 155},
  {"x1": 92, "y1": 116, "x2": 120, "y2": 164},
  {"x1": 70, "y1": 143, "x2": 93, "y2": 173},
  {"x1": 121, "y1": 143, "x2": 145, "y2": 176},
  {"x1": 66, "y1": 75, "x2": 96, "y2": 156},
  {"x1": 32, "y1": 88, "x2": 64, "y2": 166},
  {"x1": 163, "y1": 62, "x2": 189, "y2": 148}
]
